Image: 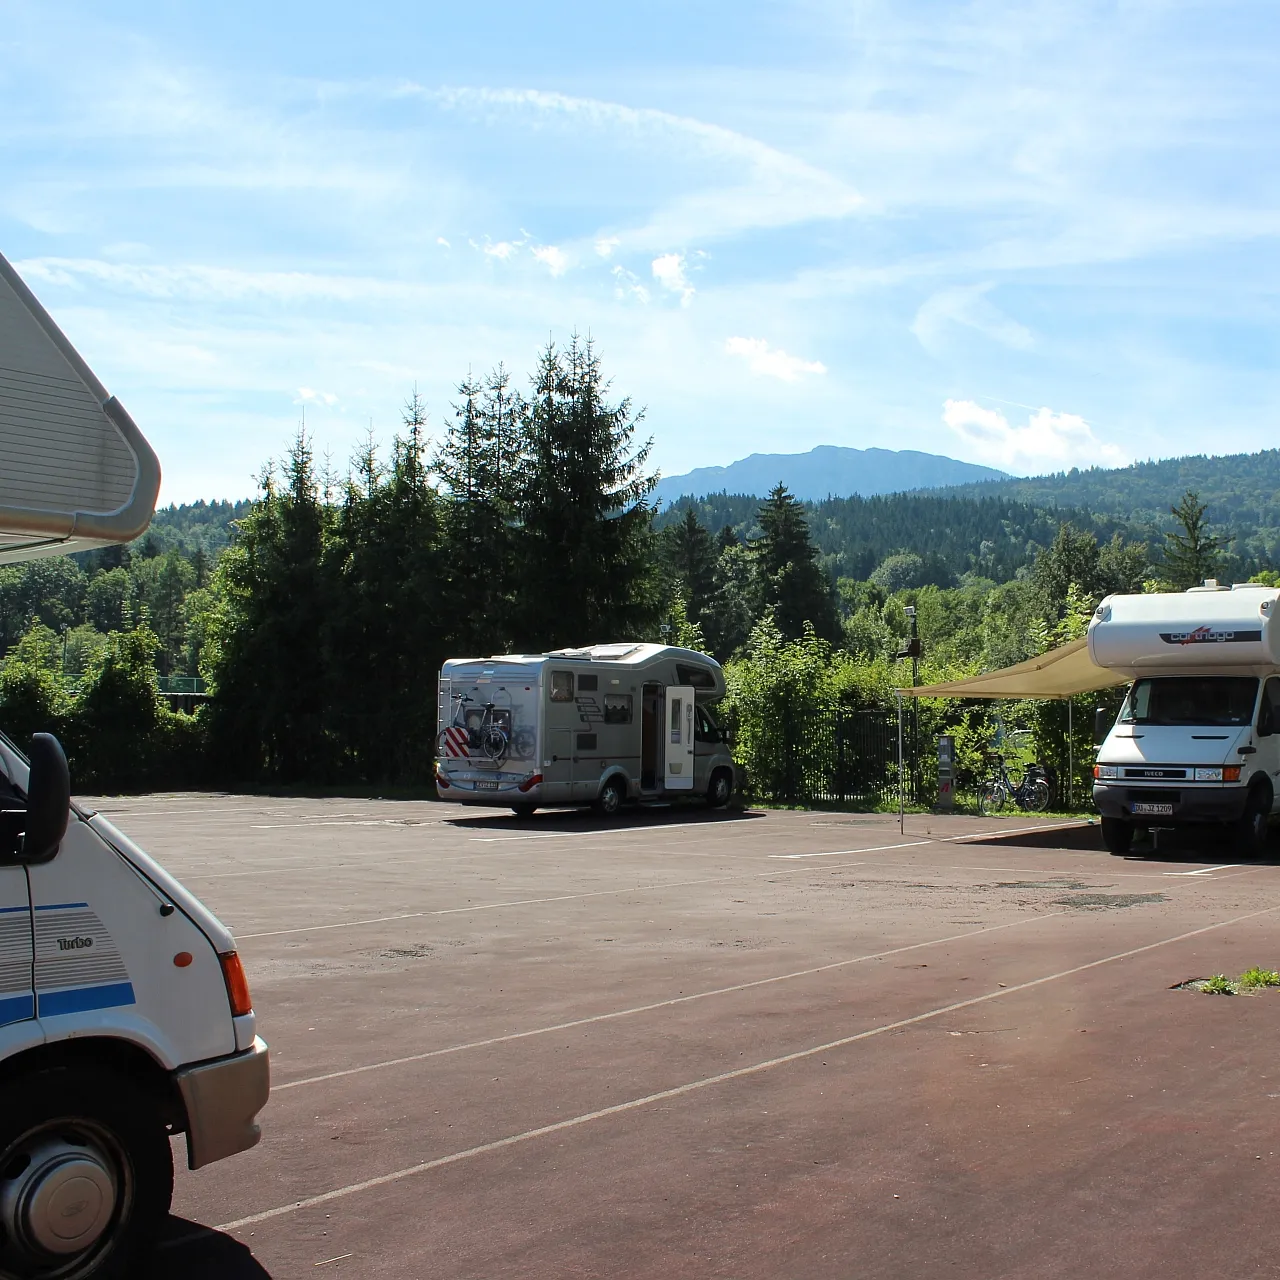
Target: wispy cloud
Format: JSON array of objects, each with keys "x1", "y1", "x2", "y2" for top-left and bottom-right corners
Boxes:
[
  {"x1": 912, "y1": 284, "x2": 1034, "y2": 355},
  {"x1": 612, "y1": 266, "x2": 649, "y2": 304},
  {"x1": 532, "y1": 244, "x2": 569, "y2": 276},
  {"x1": 652, "y1": 253, "x2": 694, "y2": 305},
  {"x1": 942, "y1": 399, "x2": 1126, "y2": 473},
  {"x1": 296, "y1": 387, "x2": 338, "y2": 406},
  {"x1": 725, "y1": 337, "x2": 826, "y2": 382}
]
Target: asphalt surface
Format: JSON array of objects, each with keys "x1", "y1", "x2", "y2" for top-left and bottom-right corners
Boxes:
[{"x1": 82, "y1": 794, "x2": 1280, "y2": 1279}]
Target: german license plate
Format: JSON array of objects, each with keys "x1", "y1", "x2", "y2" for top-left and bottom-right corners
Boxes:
[
  {"x1": 474, "y1": 780, "x2": 498, "y2": 791},
  {"x1": 1131, "y1": 802, "x2": 1173, "y2": 816}
]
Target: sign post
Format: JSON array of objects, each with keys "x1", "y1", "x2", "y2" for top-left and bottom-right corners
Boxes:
[{"x1": 937, "y1": 734, "x2": 955, "y2": 811}]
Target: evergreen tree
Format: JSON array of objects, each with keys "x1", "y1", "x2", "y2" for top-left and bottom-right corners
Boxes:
[
  {"x1": 750, "y1": 484, "x2": 839, "y2": 641},
  {"x1": 660, "y1": 508, "x2": 717, "y2": 631},
  {"x1": 513, "y1": 336, "x2": 659, "y2": 649},
  {"x1": 207, "y1": 431, "x2": 337, "y2": 782},
  {"x1": 1162, "y1": 490, "x2": 1231, "y2": 589}
]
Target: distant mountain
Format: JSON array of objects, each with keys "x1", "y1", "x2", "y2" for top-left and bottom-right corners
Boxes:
[{"x1": 651, "y1": 446, "x2": 1006, "y2": 507}]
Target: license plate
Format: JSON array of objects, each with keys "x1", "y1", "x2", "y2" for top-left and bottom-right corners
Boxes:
[
  {"x1": 1131, "y1": 802, "x2": 1173, "y2": 816},
  {"x1": 474, "y1": 780, "x2": 499, "y2": 791}
]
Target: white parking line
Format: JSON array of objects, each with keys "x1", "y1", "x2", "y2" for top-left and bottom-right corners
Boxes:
[
  {"x1": 217, "y1": 901, "x2": 1280, "y2": 1233},
  {"x1": 1163, "y1": 864, "x2": 1241, "y2": 876},
  {"x1": 273, "y1": 910, "x2": 1065, "y2": 1091},
  {"x1": 770, "y1": 841, "x2": 930, "y2": 859}
]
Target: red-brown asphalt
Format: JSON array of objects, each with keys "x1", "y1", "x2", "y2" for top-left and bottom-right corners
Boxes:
[{"x1": 87, "y1": 795, "x2": 1280, "y2": 1279}]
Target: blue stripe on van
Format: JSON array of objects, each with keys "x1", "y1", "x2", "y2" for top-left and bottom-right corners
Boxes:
[
  {"x1": 0, "y1": 993, "x2": 34, "y2": 1025},
  {"x1": 34, "y1": 902, "x2": 89, "y2": 911},
  {"x1": 0, "y1": 904, "x2": 28, "y2": 914},
  {"x1": 38, "y1": 982, "x2": 135, "y2": 1018}
]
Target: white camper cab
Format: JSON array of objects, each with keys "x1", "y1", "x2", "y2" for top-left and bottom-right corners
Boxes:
[
  {"x1": 436, "y1": 643, "x2": 737, "y2": 815},
  {"x1": 0, "y1": 250, "x2": 268, "y2": 1279},
  {"x1": 1091, "y1": 583, "x2": 1280, "y2": 856}
]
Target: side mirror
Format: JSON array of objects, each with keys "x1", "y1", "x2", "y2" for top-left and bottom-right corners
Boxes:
[
  {"x1": 24, "y1": 733, "x2": 70, "y2": 862},
  {"x1": 1093, "y1": 707, "x2": 1112, "y2": 746}
]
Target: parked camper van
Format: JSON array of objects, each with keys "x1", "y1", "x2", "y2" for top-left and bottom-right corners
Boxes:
[
  {"x1": 0, "y1": 250, "x2": 269, "y2": 1278},
  {"x1": 1090, "y1": 582, "x2": 1280, "y2": 856},
  {"x1": 436, "y1": 643, "x2": 736, "y2": 815}
]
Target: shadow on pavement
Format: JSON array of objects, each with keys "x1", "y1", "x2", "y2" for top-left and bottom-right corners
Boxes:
[
  {"x1": 147, "y1": 1218, "x2": 273, "y2": 1279},
  {"x1": 446, "y1": 806, "x2": 765, "y2": 833},
  {"x1": 963, "y1": 819, "x2": 1280, "y2": 864}
]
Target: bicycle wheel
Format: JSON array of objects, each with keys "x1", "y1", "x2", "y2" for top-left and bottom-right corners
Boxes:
[
  {"x1": 481, "y1": 724, "x2": 509, "y2": 761},
  {"x1": 978, "y1": 781, "x2": 1007, "y2": 815},
  {"x1": 1022, "y1": 778, "x2": 1052, "y2": 813}
]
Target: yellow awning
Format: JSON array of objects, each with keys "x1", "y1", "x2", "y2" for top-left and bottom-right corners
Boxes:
[{"x1": 898, "y1": 636, "x2": 1129, "y2": 701}]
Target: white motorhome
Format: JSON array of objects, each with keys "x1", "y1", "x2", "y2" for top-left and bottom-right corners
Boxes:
[
  {"x1": 1090, "y1": 582, "x2": 1280, "y2": 855},
  {"x1": 436, "y1": 643, "x2": 737, "y2": 815},
  {"x1": 0, "y1": 250, "x2": 268, "y2": 1278}
]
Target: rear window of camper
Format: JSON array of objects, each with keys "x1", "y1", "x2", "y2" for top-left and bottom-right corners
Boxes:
[
  {"x1": 1121, "y1": 677, "x2": 1258, "y2": 726},
  {"x1": 550, "y1": 671, "x2": 574, "y2": 701}
]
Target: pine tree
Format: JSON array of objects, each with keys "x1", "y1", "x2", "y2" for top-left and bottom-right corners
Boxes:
[
  {"x1": 660, "y1": 508, "x2": 717, "y2": 630},
  {"x1": 1162, "y1": 490, "x2": 1231, "y2": 589},
  {"x1": 750, "y1": 484, "x2": 839, "y2": 641},
  {"x1": 513, "y1": 336, "x2": 659, "y2": 649}
]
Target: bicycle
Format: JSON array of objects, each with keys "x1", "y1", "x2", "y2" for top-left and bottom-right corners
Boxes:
[
  {"x1": 978, "y1": 751, "x2": 1052, "y2": 814},
  {"x1": 438, "y1": 693, "x2": 512, "y2": 763}
]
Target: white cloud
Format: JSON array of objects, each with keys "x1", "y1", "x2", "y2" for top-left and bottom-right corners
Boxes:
[
  {"x1": 912, "y1": 284, "x2": 1034, "y2": 355},
  {"x1": 612, "y1": 265, "x2": 650, "y2": 304},
  {"x1": 652, "y1": 253, "x2": 694, "y2": 305},
  {"x1": 942, "y1": 399, "x2": 1127, "y2": 472},
  {"x1": 531, "y1": 244, "x2": 569, "y2": 276},
  {"x1": 296, "y1": 387, "x2": 338, "y2": 406},
  {"x1": 436, "y1": 237, "x2": 451, "y2": 248},
  {"x1": 725, "y1": 336, "x2": 827, "y2": 382},
  {"x1": 595, "y1": 237, "x2": 620, "y2": 257},
  {"x1": 483, "y1": 240, "x2": 517, "y2": 260}
]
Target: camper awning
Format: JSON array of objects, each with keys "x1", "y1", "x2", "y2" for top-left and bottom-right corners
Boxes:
[{"x1": 898, "y1": 637, "x2": 1129, "y2": 701}]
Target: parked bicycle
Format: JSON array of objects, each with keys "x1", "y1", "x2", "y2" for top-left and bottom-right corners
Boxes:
[
  {"x1": 978, "y1": 750, "x2": 1052, "y2": 814},
  {"x1": 439, "y1": 693, "x2": 512, "y2": 763}
]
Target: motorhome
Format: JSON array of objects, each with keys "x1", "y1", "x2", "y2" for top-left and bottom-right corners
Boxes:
[
  {"x1": 436, "y1": 643, "x2": 737, "y2": 815},
  {"x1": 0, "y1": 250, "x2": 269, "y2": 1278},
  {"x1": 1090, "y1": 582, "x2": 1280, "y2": 855}
]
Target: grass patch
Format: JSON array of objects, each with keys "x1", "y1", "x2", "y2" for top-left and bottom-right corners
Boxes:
[
  {"x1": 1238, "y1": 966, "x2": 1280, "y2": 989},
  {"x1": 1200, "y1": 974, "x2": 1239, "y2": 995}
]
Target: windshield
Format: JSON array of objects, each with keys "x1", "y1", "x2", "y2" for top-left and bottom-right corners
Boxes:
[{"x1": 1120, "y1": 677, "x2": 1258, "y2": 727}]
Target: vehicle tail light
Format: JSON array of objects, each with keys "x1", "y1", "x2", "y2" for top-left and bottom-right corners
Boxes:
[
  {"x1": 435, "y1": 769, "x2": 450, "y2": 788},
  {"x1": 219, "y1": 951, "x2": 253, "y2": 1017},
  {"x1": 518, "y1": 773, "x2": 543, "y2": 793}
]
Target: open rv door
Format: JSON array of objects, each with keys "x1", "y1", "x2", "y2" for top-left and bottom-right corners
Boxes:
[{"x1": 0, "y1": 250, "x2": 160, "y2": 563}]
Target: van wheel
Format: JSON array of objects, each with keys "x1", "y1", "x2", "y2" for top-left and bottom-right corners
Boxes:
[
  {"x1": 1233, "y1": 785, "x2": 1271, "y2": 859},
  {"x1": 593, "y1": 778, "x2": 625, "y2": 818},
  {"x1": 707, "y1": 769, "x2": 733, "y2": 809},
  {"x1": 1101, "y1": 817, "x2": 1133, "y2": 856},
  {"x1": 510, "y1": 803, "x2": 538, "y2": 819},
  {"x1": 0, "y1": 1068, "x2": 173, "y2": 1280}
]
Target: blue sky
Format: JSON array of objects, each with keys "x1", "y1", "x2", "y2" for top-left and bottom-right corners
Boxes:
[{"x1": 2, "y1": 0, "x2": 1278, "y2": 504}]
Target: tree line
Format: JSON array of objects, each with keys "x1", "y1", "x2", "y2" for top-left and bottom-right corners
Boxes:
[{"x1": 0, "y1": 334, "x2": 1253, "y2": 797}]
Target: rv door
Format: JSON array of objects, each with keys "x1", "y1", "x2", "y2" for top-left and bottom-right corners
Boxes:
[{"x1": 665, "y1": 685, "x2": 695, "y2": 791}]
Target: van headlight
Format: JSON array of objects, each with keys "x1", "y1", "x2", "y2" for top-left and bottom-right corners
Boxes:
[
  {"x1": 1093, "y1": 765, "x2": 1118, "y2": 780},
  {"x1": 1195, "y1": 767, "x2": 1223, "y2": 782}
]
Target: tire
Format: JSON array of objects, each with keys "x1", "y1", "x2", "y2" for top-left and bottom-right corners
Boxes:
[
  {"x1": 707, "y1": 769, "x2": 733, "y2": 809},
  {"x1": 510, "y1": 803, "x2": 537, "y2": 819},
  {"x1": 1101, "y1": 816, "x2": 1134, "y2": 856},
  {"x1": 1233, "y1": 785, "x2": 1271, "y2": 859},
  {"x1": 1023, "y1": 778, "x2": 1052, "y2": 813},
  {"x1": 593, "y1": 777, "x2": 626, "y2": 818},
  {"x1": 0, "y1": 1067, "x2": 173, "y2": 1280},
  {"x1": 978, "y1": 782, "x2": 1006, "y2": 815}
]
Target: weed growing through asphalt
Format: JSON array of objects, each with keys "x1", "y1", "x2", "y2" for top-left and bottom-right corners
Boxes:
[
  {"x1": 1238, "y1": 966, "x2": 1280, "y2": 989},
  {"x1": 1200, "y1": 974, "x2": 1238, "y2": 995}
]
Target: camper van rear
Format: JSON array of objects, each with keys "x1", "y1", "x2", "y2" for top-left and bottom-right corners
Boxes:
[
  {"x1": 436, "y1": 644, "x2": 736, "y2": 815},
  {"x1": 1090, "y1": 585, "x2": 1280, "y2": 856}
]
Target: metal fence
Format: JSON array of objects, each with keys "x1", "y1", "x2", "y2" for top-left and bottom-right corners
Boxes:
[{"x1": 743, "y1": 706, "x2": 906, "y2": 808}]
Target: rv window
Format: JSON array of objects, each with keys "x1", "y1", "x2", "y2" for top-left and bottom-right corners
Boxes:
[
  {"x1": 550, "y1": 671, "x2": 574, "y2": 702},
  {"x1": 604, "y1": 694, "x2": 633, "y2": 724},
  {"x1": 695, "y1": 705, "x2": 720, "y2": 744},
  {"x1": 576, "y1": 732, "x2": 598, "y2": 751},
  {"x1": 675, "y1": 663, "x2": 716, "y2": 689},
  {"x1": 578, "y1": 674, "x2": 599, "y2": 692},
  {"x1": 1121, "y1": 677, "x2": 1258, "y2": 727}
]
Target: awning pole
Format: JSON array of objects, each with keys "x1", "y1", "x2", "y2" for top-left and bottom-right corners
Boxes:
[
  {"x1": 897, "y1": 694, "x2": 905, "y2": 836},
  {"x1": 1067, "y1": 699, "x2": 1074, "y2": 811}
]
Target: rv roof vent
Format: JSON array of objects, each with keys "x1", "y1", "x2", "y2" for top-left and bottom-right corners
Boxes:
[{"x1": 1187, "y1": 579, "x2": 1230, "y2": 592}]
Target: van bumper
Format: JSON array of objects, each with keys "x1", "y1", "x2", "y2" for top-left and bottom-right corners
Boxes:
[
  {"x1": 1093, "y1": 784, "x2": 1250, "y2": 824},
  {"x1": 175, "y1": 1035, "x2": 270, "y2": 1170}
]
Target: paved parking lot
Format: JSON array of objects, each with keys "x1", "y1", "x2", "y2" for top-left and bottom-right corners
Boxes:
[{"x1": 89, "y1": 794, "x2": 1280, "y2": 1279}]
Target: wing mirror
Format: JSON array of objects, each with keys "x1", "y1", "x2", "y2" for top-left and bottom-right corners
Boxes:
[
  {"x1": 1093, "y1": 707, "x2": 1112, "y2": 746},
  {"x1": 23, "y1": 733, "x2": 70, "y2": 862}
]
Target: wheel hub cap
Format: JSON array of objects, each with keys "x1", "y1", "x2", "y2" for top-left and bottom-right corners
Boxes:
[{"x1": 2, "y1": 1137, "x2": 117, "y2": 1257}]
